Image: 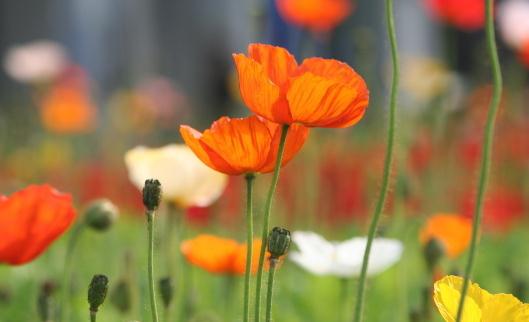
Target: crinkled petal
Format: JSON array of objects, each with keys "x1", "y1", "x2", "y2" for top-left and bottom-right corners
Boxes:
[
  {"x1": 248, "y1": 43, "x2": 298, "y2": 87},
  {"x1": 260, "y1": 122, "x2": 309, "y2": 173}
]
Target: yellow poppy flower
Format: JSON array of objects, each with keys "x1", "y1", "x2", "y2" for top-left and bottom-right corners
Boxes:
[{"x1": 434, "y1": 275, "x2": 529, "y2": 322}]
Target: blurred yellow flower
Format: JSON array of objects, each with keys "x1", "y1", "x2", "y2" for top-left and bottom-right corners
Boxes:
[
  {"x1": 124, "y1": 144, "x2": 228, "y2": 208},
  {"x1": 434, "y1": 275, "x2": 529, "y2": 322}
]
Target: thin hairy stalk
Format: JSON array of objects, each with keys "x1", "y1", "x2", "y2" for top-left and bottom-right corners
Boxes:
[
  {"x1": 244, "y1": 173, "x2": 256, "y2": 322},
  {"x1": 265, "y1": 261, "x2": 277, "y2": 322},
  {"x1": 455, "y1": 0, "x2": 502, "y2": 320},
  {"x1": 147, "y1": 211, "x2": 160, "y2": 322},
  {"x1": 352, "y1": 0, "x2": 399, "y2": 320},
  {"x1": 254, "y1": 125, "x2": 290, "y2": 322}
]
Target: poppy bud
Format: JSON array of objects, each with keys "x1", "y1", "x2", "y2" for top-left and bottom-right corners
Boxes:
[
  {"x1": 110, "y1": 279, "x2": 131, "y2": 313},
  {"x1": 37, "y1": 280, "x2": 56, "y2": 322},
  {"x1": 84, "y1": 199, "x2": 119, "y2": 231},
  {"x1": 158, "y1": 277, "x2": 174, "y2": 309},
  {"x1": 268, "y1": 227, "x2": 291, "y2": 260},
  {"x1": 423, "y1": 238, "x2": 445, "y2": 270},
  {"x1": 88, "y1": 274, "x2": 109, "y2": 313},
  {"x1": 143, "y1": 179, "x2": 162, "y2": 211}
]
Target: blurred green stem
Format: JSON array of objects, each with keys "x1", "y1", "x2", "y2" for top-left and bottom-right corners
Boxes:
[
  {"x1": 455, "y1": 0, "x2": 502, "y2": 321},
  {"x1": 244, "y1": 173, "x2": 256, "y2": 322},
  {"x1": 90, "y1": 311, "x2": 96, "y2": 322},
  {"x1": 352, "y1": 0, "x2": 399, "y2": 320},
  {"x1": 265, "y1": 260, "x2": 277, "y2": 322},
  {"x1": 340, "y1": 278, "x2": 350, "y2": 322},
  {"x1": 147, "y1": 210, "x2": 160, "y2": 322},
  {"x1": 254, "y1": 124, "x2": 290, "y2": 322},
  {"x1": 61, "y1": 221, "x2": 86, "y2": 322}
]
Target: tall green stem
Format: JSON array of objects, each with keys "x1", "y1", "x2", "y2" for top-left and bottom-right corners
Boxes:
[
  {"x1": 254, "y1": 124, "x2": 290, "y2": 322},
  {"x1": 244, "y1": 173, "x2": 256, "y2": 322},
  {"x1": 61, "y1": 221, "x2": 86, "y2": 322},
  {"x1": 147, "y1": 211, "x2": 160, "y2": 322},
  {"x1": 265, "y1": 261, "x2": 277, "y2": 322},
  {"x1": 90, "y1": 311, "x2": 97, "y2": 322},
  {"x1": 352, "y1": 0, "x2": 399, "y2": 321},
  {"x1": 455, "y1": 0, "x2": 502, "y2": 321}
]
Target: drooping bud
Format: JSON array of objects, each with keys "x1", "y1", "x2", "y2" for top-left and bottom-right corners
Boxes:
[
  {"x1": 143, "y1": 179, "x2": 162, "y2": 211},
  {"x1": 158, "y1": 277, "x2": 174, "y2": 309},
  {"x1": 84, "y1": 199, "x2": 119, "y2": 231},
  {"x1": 110, "y1": 279, "x2": 131, "y2": 313},
  {"x1": 88, "y1": 274, "x2": 109, "y2": 313},
  {"x1": 37, "y1": 280, "x2": 56, "y2": 322},
  {"x1": 423, "y1": 238, "x2": 445, "y2": 271},
  {"x1": 267, "y1": 227, "x2": 291, "y2": 260}
]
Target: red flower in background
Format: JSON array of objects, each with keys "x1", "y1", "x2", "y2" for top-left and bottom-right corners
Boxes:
[
  {"x1": 276, "y1": 0, "x2": 352, "y2": 32},
  {"x1": 460, "y1": 188, "x2": 526, "y2": 232},
  {"x1": 424, "y1": 0, "x2": 485, "y2": 31},
  {"x1": 0, "y1": 185, "x2": 76, "y2": 265},
  {"x1": 518, "y1": 41, "x2": 529, "y2": 68}
]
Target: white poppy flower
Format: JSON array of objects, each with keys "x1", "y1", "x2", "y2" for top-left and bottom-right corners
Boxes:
[
  {"x1": 125, "y1": 144, "x2": 228, "y2": 208},
  {"x1": 3, "y1": 40, "x2": 68, "y2": 83},
  {"x1": 498, "y1": 0, "x2": 529, "y2": 49},
  {"x1": 289, "y1": 231, "x2": 403, "y2": 277}
]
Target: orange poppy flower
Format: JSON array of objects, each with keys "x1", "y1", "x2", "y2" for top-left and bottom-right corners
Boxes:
[
  {"x1": 233, "y1": 43, "x2": 369, "y2": 128},
  {"x1": 180, "y1": 115, "x2": 309, "y2": 175},
  {"x1": 180, "y1": 234, "x2": 266, "y2": 275},
  {"x1": 276, "y1": 0, "x2": 352, "y2": 32},
  {"x1": 0, "y1": 185, "x2": 76, "y2": 265},
  {"x1": 419, "y1": 214, "x2": 472, "y2": 258}
]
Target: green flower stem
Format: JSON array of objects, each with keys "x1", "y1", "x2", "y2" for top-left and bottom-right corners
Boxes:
[
  {"x1": 265, "y1": 260, "x2": 278, "y2": 322},
  {"x1": 352, "y1": 0, "x2": 399, "y2": 321},
  {"x1": 90, "y1": 311, "x2": 96, "y2": 322},
  {"x1": 147, "y1": 210, "x2": 160, "y2": 322},
  {"x1": 244, "y1": 173, "x2": 256, "y2": 322},
  {"x1": 254, "y1": 124, "x2": 290, "y2": 322},
  {"x1": 61, "y1": 221, "x2": 86, "y2": 322},
  {"x1": 455, "y1": 0, "x2": 502, "y2": 321}
]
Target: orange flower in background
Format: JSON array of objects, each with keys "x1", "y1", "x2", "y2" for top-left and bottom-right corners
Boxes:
[
  {"x1": 39, "y1": 65, "x2": 97, "y2": 133},
  {"x1": 180, "y1": 234, "x2": 265, "y2": 275},
  {"x1": 0, "y1": 185, "x2": 76, "y2": 265},
  {"x1": 233, "y1": 43, "x2": 369, "y2": 128},
  {"x1": 276, "y1": 0, "x2": 352, "y2": 32},
  {"x1": 180, "y1": 115, "x2": 309, "y2": 175},
  {"x1": 424, "y1": 0, "x2": 485, "y2": 31},
  {"x1": 419, "y1": 214, "x2": 472, "y2": 258}
]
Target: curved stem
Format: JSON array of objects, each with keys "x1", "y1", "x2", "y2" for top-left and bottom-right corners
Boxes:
[
  {"x1": 352, "y1": 0, "x2": 399, "y2": 321},
  {"x1": 147, "y1": 211, "x2": 160, "y2": 322},
  {"x1": 60, "y1": 221, "x2": 86, "y2": 322},
  {"x1": 244, "y1": 173, "x2": 256, "y2": 322},
  {"x1": 254, "y1": 124, "x2": 290, "y2": 322},
  {"x1": 265, "y1": 261, "x2": 277, "y2": 322},
  {"x1": 455, "y1": 0, "x2": 502, "y2": 321}
]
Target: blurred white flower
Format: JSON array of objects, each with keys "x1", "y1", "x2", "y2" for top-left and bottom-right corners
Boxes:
[
  {"x1": 3, "y1": 40, "x2": 69, "y2": 83},
  {"x1": 289, "y1": 231, "x2": 403, "y2": 277},
  {"x1": 124, "y1": 144, "x2": 228, "y2": 208},
  {"x1": 498, "y1": 0, "x2": 529, "y2": 49}
]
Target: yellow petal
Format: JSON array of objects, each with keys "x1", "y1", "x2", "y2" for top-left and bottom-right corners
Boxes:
[
  {"x1": 482, "y1": 294, "x2": 524, "y2": 322},
  {"x1": 433, "y1": 276, "x2": 491, "y2": 322}
]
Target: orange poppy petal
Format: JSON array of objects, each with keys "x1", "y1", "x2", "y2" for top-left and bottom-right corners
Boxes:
[
  {"x1": 248, "y1": 43, "x2": 298, "y2": 87},
  {"x1": 200, "y1": 116, "x2": 273, "y2": 174},
  {"x1": 0, "y1": 185, "x2": 76, "y2": 265},
  {"x1": 261, "y1": 122, "x2": 309, "y2": 173},
  {"x1": 419, "y1": 214, "x2": 472, "y2": 258},
  {"x1": 181, "y1": 235, "x2": 239, "y2": 274},
  {"x1": 286, "y1": 72, "x2": 365, "y2": 127},
  {"x1": 233, "y1": 54, "x2": 285, "y2": 122},
  {"x1": 180, "y1": 125, "x2": 239, "y2": 175},
  {"x1": 232, "y1": 239, "x2": 265, "y2": 275}
]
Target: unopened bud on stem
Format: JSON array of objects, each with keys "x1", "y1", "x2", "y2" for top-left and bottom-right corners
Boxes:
[
  {"x1": 84, "y1": 199, "x2": 119, "y2": 231},
  {"x1": 268, "y1": 227, "x2": 291, "y2": 262},
  {"x1": 143, "y1": 179, "x2": 162, "y2": 212},
  {"x1": 88, "y1": 274, "x2": 109, "y2": 314}
]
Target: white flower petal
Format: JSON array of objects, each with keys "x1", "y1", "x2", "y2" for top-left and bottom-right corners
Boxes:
[{"x1": 498, "y1": 0, "x2": 529, "y2": 48}]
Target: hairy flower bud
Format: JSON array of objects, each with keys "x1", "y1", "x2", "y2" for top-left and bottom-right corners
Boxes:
[
  {"x1": 143, "y1": 179, "x2": 162, "y2": 211},
  {"x1": 110, "y1": 279, "x2": 131, "y2": 313},
  {"x1": 84, "y1": 199, "x2": 119, "y2": 231},
  {"x1": 158, "y1": 277, "x2": 174, "y2": 308},
  {"x1": 423, "y1": 238, "x2": 445, "y2": 270},
  {"x1": 88, "y1": 274, "x2": 109, "y2": 313},
  {"x1": 268, "y1": 227, "x2": 291, "y2": 260}
]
